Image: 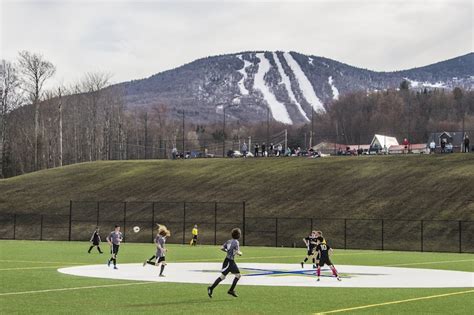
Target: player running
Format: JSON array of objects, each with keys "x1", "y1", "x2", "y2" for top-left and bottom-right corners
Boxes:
[
  {"x1": 190, "y1": 224, "x2": 198, "y2": 246},
  {"x1": 315, "y1": 237, "x2": 341, "y2": 282},
  {"x1": 143, "y1": 224, "x2": 170, "y2": 277},
  {"x1": 208, "y1": 228, "x2": 242, "y2": 298},
  {"x1": 106, "y1": 225, "x2": 123, "y2": 269},
  {"x1": 88, "y1": 226, "x2": 103, "y2": 254},
  {"x1": 301, "y1": 231, "x2": 318, "y2": 268}
]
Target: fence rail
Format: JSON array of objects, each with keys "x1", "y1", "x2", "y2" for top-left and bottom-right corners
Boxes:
[{"x1": 0, "y1": 201, "x2": 472, "y2": 253}]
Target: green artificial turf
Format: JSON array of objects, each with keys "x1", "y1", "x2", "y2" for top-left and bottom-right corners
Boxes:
[{"x1": 1, "y1": 240, "x2": 473, "y2": 314}]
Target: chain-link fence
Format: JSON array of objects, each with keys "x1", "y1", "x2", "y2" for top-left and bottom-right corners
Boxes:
[{"x1": 0, "y1": 201, "x2": 472, "y2": 253}]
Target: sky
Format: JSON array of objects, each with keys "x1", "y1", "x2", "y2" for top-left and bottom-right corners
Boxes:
[{"x1": 1, "y1": 0, "x2": 472, "y2": 88}]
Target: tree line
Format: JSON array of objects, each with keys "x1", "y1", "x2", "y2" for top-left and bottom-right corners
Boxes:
[{"x1": 1, "y1": 51, "x2": 473, "y2": 178}]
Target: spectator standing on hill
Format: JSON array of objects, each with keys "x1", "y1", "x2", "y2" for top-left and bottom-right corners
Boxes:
[
  {"x1": 277, "y1": 143, "x2": 282, "y2": 156},
  {"x1": 172, "y1": 147, "x2": 178, "y2": 159},
  {"x1": 254, "y1": 143, "x2": 259, "y2": 157},
  {"x1": 88, "y1": 226, "x2": 103, "y2": 254},
  {"x1": 464, "y1": 136, "x2": 470, "y2": 153},
  {"x1": 441, "y1": 138, "x2": 446, "y2": 153},
  {"x1": 262, "y1": 143, "x2": 266, "y2": 157},
  {"x1": 241, "y1": 142, "x2": 248, "y2": 157},
  {"x1": 429, "y1": 140, "x2": 436, "y2": 154},
  {"x1": 269, "y1": 143, "x2": 274, "y2": 156}
]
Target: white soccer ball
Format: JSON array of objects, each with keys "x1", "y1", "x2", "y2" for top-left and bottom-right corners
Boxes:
[{"x1": 133, "y1": 226, "x2": 140, "y2": 233}]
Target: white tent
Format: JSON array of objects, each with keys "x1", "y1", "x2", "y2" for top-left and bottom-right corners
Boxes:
[{"x1": 370, "y1": 134, "x2": 399, "y2": 149}]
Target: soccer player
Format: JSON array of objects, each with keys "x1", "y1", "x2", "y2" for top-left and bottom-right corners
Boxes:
[
  {"x1": 88, "y1": 226, "x2": 103, "y2": 254},
  {"x1": 190, "y1": 224, "x2": 198, "y2": 246},
  {"x1": 315, "y1": 237, "x2": 341, "y2": 282},
  {"x1": 106, "y1": 225, "x2": 123, "y2": 270},
  {"x1": 143, "y1": 224, "x2": 170, "y2": 277},
  {"x1": 207, "y1": 228, "x2": 242, "y2": 298},
  {"x1": 301, "y1": 231, "x2": 318, "y2": 268}
]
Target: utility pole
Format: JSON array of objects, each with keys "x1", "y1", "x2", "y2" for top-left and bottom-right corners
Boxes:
[
  {"x1": 58, "y1": 88, "x2": 63, "y2": 167},
  {"x1": 310, "y1": 109, "x2": 314, "y2": 148},
  {"x1": 144, "y1": 112, "x2": 148, "y2": 159},
  {"x1": 182, "y1": 110, "x2": 185, "y2": 154},
  {"x1": 266, "y1": 107, "x2": 270, "y2": 146},
  {"x1": 222, "y1": 106, "x2": 226, "y2": 157}
]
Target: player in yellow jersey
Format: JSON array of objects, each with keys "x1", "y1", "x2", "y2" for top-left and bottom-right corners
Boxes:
[{"x1": 190, "y1": 224, "x2": 198, "y2": 246}]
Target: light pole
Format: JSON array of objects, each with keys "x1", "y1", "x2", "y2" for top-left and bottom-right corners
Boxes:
[{"x1": 223, "y1": 106, "x2": 226, "y2": 157}]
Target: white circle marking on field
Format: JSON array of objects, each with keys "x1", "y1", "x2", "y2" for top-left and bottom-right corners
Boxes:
[{"x1": 58, "y1": 263, "x2": 474, "y2": 288}]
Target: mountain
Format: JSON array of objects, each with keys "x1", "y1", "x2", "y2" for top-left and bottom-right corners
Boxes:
[{"x1": 115, "y1": 51, "x2": 474, "y2": 125}]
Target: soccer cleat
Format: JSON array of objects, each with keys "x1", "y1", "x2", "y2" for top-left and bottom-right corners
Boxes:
[
  {"x1": 317, "y1": 277, "x2": 320, "y2": 282},
  {"x1": 227, "y1": 290, "x2": 238, "y2": 297},
  {"x1": 207, "y1": 287, "x2": 213, "y2": 298},
  {"x1": 313, "y1": 264, "x2": 317, "y2": 269},
  {"x1": 107, "y1": 260, "x2": 111, "y2": 267},
  {"x1": 159, "y1": 274, "x2": 165, "y2": 277},
  {"x1": 113, "y1": 266, "x2": 118, "y2": 270},
  {"x1": 300, "y1": 262, "x2": 304, "y2": 268},
  {"x1": 143, "y1": 260, "x2": 148, "y2": 267},
  {"x1": 337, "y1": 276, "x2": 341, "y2": 281}
]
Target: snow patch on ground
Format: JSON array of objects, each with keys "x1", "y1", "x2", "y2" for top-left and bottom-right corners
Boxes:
[
  {"x1": 328, "y1": 76, "x2": 339, "y2": 100},
  {"x1": 254, "y1": 53, "x2": 292, "y2": 124},
  {"x1": 405, "y1": 78, "x2": 447, "y2": 89},
  {"x1": 236, "y1": 55, "x2": 252, "y2": 95},
  {"x1": 308, "y1": 57, "x2": 314, "y2": 65},
  {"x1": 273, "y1": 52, "x2": 309, "y2": 122},
  {"x1": 284, "y1": 52, "x2": 325, "y2": 112}
]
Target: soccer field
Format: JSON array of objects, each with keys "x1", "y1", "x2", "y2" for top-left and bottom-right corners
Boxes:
[{"x1": 1, "y1": 240, "x2": 473, "y2": 314}]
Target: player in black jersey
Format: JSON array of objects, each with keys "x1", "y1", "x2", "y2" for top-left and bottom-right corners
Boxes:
[
  {"x1": 315, "y1": 237, "x2": 341, "y2": 282},
  {"x1": 301, "y1": 231, "x2": 318, "y2": 268},
  {"x1": 88, "y1": 226, "x2": 103, "y2": 254}
]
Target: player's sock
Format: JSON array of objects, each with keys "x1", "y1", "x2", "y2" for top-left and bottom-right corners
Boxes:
[
  {"x1": 210, "y1": 277, "x2": 223, "y2": 289},
  {"x1": 88, "y1": 246, "x2": 93, "y2": 253},
  {"x1": 312, "y1": 258, "x2": 315, "y2": 264},
  {"x1": 317, "y1": 267, "x2": 321, "y2": 277},
  {"x1": 303, "y1": 257, "x2": 308, "y2": 262},
  {"x1": 98, "y1": 246, "x2": 103, "y2": 253},
  {"x1": 148, "y1": 255, "x2": 156, "y2": 261},
  {"x1": 229, "y1": 277, "x2": 240, "y2": 291},
  {"x1": 331, "y1": 266, "x2": 338, "y2": 276},
  {"x1": 113, "y1": 258, "x2": 117, "y2": 266},
  {"x1": 159, "y1": 265, "x2": 165, "y2": 275}
]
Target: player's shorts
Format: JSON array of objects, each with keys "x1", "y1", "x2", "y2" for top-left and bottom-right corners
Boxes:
[
  {"x1": 317, "y1": 257, "x2": 333, "y2": 267},
  {"x1": 156, "y1": 249, "x2": 165, "y2": 258},
  {"x1": 307, "y1": 247, "x2": 316, "y2": 256},
  {"x1": 221, "y1": 258, "x2": 240, "y2": 275},
  {"x1": 193, "y1": 235, "x2": 198, "y2": 240},
  {"x1": 157, "y1": 256, "x2": 165, "y2": 263},
  {"x1": 111, "y1": 244, "x2": 120, "y2": 255}
]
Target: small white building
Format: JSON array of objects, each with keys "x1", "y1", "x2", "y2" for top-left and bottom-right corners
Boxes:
[{"x1": 370, "y1": 134, "x2": 399, "y2": 151}]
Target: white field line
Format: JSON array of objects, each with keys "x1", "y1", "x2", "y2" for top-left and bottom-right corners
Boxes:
[
  {"x1": 314, "y1": 289, "x2": 474, "y2": 314},
  {"x1": 0, "y1": 281, "x2": 154, "y2": 297},
  {"x1": 385, "y1": 259, "x2": 474, "y2": 267},
  {"x1": 0, "y1": 266, "x2": 69, "y2": 271}
]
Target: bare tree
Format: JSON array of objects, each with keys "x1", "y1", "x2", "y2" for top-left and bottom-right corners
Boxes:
[{"x1": 17, "y1": 51, "x2": 56, "y2": 171}]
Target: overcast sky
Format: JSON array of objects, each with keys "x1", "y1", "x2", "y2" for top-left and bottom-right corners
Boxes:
[{"x1": 1, "y1": 0, "x2": 472, "y2": 88}]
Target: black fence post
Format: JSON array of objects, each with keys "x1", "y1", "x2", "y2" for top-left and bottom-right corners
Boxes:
[
  {"x1": 459, "y1": 220, "x2": 462, "y2": 253},
  {"x1": 275, "y1": 218, "x2": 278, "y2": 247},
  {"x1": 40, "y1": 215, "x2": 43, "y2": 241},
  {"x1": 68, "y1": 200, "x2": 72, "y2": 241},
  {"x1": 123, "y1": 202, "x2": 127, "y2": 241},
  {"x1": 97, "y1": 201, "x2": 100, "y2": 226},
  {"x1": 182, "y1": 202, "x2": 186, "y2": 245},
  {"x1": 344, "y1": 219, "x2": 347, "y2": 249},
  {"x1": 421, "y1": 220, "x2": 424, "y2": 252},
  {"x1": 13, "y1": 214, "x2": 16, "y2": 240},
  {"x1": 381, "y1": 219, "x2": 384, "y2": 250},
  {"x1": 214, "y1": 202, "x2": 217, "y2": 245},
  {"x1": 242, "y1": 201, "x2": 246, "y2": 246},
  {"x1": 151, "y1": 202, "x2": 155, "y2": 243}
]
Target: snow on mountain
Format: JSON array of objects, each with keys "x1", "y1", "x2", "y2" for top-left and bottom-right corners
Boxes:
[
  {"x1": 328, "y1": 76, "x2": 339, "y2": 100},
  {"x1": 283, "y1": 52, "x2": 325, "y2": 112},
  {"x1": 116, "y1": 51, "x2": 473, "y2": 125},
  {"x1": 237, "y1": 54, "x2": 252, "y2": 95},
  {"x1": 273, "y1": 52, "x2": 309, "y2": 122},
  {"x1": 254, "y1": 53, "x2": 293, "y2": 124}
]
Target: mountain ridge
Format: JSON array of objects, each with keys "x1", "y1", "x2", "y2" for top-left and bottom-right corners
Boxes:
[{"x1": 112, "y1": 51, "x2": 474, "y2": 125}]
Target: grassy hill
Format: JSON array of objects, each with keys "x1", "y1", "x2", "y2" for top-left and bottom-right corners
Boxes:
[{"x1": 0, "y1": 154, "x2": 473, "y2": 220}]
